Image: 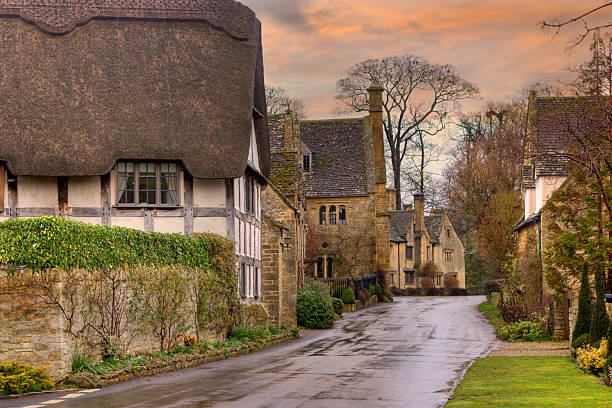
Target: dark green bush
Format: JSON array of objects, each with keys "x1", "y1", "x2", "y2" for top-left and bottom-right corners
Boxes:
[
  {"x1": 369, "y1": 283, "x2": 382, "y2": 297},
  {"x1": 573, "y1": 264, "x2": 592, "y2": 341},
  {"x1": 0, "y1": 217, "x2": 211, "y2": 271},
  {"x1": 297, "y1": 290, "x2": 335, "y2": 329},
  {"x1": 571, "y1": 333, "x2": 592, "y2": 350},
  {"x1": 484, "y1": 281, "x2": 501, "y2": 296},
  {"x1": 331, "y1": 297, "x2": 343, "y2": 315},
  {"x1": 0, "y1": 361, "x2": 54, "y2": 395},
  {"x1": 333, "y1": 286, "x2": 355, "y2": 304},
  {"x1": 497, "y1": 321, "x2": 545, "y2": 342},
  {"x1": 424, "y1": 287, "x2": 441, "y2": 296},
  {"x1": 590, "y1": 266, "x2": 609, "y2": 341}
]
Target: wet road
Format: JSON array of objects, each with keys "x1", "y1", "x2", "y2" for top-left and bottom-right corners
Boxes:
[{"x1": 6, "y1": 296, "x2": 495, "y2": 408}]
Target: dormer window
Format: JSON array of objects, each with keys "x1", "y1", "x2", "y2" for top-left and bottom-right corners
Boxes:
[
  {"x1": 116, "y1": 161, "x2": 179, "y2": 206},
  {"x1": 302, "y1": 154, "x2": 312, "y2": 172}
]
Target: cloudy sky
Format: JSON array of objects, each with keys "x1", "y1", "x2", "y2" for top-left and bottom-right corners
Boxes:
[{"x1": 241, "y1": 0, "x2": 604, "y2": 119}]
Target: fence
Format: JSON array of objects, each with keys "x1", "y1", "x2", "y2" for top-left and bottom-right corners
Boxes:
[{"x1": 313, "y1": 274, "x2": 377, "y2": 297}]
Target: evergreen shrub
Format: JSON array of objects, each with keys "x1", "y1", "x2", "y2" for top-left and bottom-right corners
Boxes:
[
  {"x1": 296, "y1": 290, "x2": 335, "y2": 329},
  {"x1": 573, "y1": 263, "x2": 592, "y2": 341},
  {"x1": 333, "y1": 286, "x2": 355, "y2": 304},
  {"x1": 571, "y1": 333, "x2": 592, "y2": 351},
  {"x1": 590, "y1": 266, "x2": 609, "y2": 341},
  {"x1": 330, "y1": 297, "x2": 344, "y2": 315},
  {"x1": 0, "y1": 217, "x2": 211, "y2": 271}
]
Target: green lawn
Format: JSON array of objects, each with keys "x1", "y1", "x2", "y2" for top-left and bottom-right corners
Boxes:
[
  {"x1": 446, "y1": 356, "x2": 611, "y2": 408},
  {"x1": 478, "y1": 300, "x2": 502, "y2": 327}
]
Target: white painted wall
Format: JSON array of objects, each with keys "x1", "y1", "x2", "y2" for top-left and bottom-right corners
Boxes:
[
  {"x1": 524, "y1": 188, "x2": 535, "y2": 219},
  {"x1": 68, "y1": 176, "x2": 101, "y2": 207},
  {"x1": 193, "y1": 178, "x2": 225, "y2": 208},
  {"x1": 17, "y1": 177, "x2": 58, "y2": 208},
  {"x1": 68, "y1": 216, "x2": 101, "y2": 225},
  {"x1": 154, "y1": 218, "x2": 184, "y2": 234},
  {"x1": 194, "y1": 217, "x2": 226, "y2": 236},
  {"x1": 535, "y1": 176, "x2": 566, "y2": 213},
  {"x1": 248, "y1": 120, "x2": 260, "y2": 172},
  {"x1": 112, "y1": 217, "x2": 145, "y2": 231}
]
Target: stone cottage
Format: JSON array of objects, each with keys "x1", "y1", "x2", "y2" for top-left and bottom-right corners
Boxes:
[
  {"x1": 268, "y1": 87, "x2": 392, "y2": 279},
  {"x1": 389, "y1": 193, "x2": 466, "y2": 289},
  {"x1": 0, "y1": 0, "x2": 295, "y2": 324},
  {"x1": 513, "y1": 91, "x2": 596, "y2": 339}
]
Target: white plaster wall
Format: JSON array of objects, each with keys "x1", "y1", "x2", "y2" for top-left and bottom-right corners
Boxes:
[
  {"x1": 154, "y1": 218, "x2": 184, "y2": 234},
  {"x1": 535, "y1": 176, "x2": 566, "y2": 213},
  {"x1": 248, "y1": 121, "x2": 260, "y2": 171},
  {"x1": 194, "y1": 217, "x2": 226, "y2": 236},
  {"x1": 17, "y1": 176, "x2": 58, "y2": 208},
  {"x1": 2, "y1": 167, "x2": 7, "y2": 210},
  {"x1": 68, "y1": 217, "x2": 101, "y2": 225},
  {"x1": 111, "y1": 217, "x2": 145, "y2": 231},
  {"x1": 193, "y1": 178, "x2": 225, "y2": 208},
  {"x1": 524, "y1": 188, "x2": 536, "y2": 219},
  {"x1": 68, "y1": 177, "x2": 101, "y2": 207}
]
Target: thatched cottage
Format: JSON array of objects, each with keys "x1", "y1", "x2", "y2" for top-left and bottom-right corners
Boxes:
[{"x1": 0, "y1": 0, "x2": 272, "y2": 304}]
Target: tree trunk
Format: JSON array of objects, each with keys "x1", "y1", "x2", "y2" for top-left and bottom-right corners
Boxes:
[{"x1": 393, "y1": 162, "x2": 402, "y2": 210}]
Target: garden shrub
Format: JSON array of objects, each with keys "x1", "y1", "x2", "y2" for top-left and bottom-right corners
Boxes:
[
  {"x1": 369, "y1": 283, "x2": 382, "y2": 297},
  {"x1": 296, "y1": 290, "x2": 335, "y2": 329},
  {"x1": 496, "y1": 321, "x2": 545, "y2": 342},
  {"x1": 483, "y1": 281, "x2": 501, "y2": 296},
  {"x1": 331, "y1": 297, "x2": 343, "y2": 315},
  {"x1": 443, "y1": 274, "x2": 459, "y2": 290},
  {"x1": 576, "y1": 338, "x2": 608, "y2": 375},
  {"x1": 420, "y1": 277, "x2": 434, "y2": 289},
  {"x1": 303, "y1": 279, "x2": 331, "y2": 299},
  {"x1": 0, "y1": 216, "x2": 211, "y2": 272},
  {"x1": 573, "y1": 263, "x2": 592, "y2": 341},
  {"x1": 0, "y1": 361, "x2": 53, "y2": 395},
  {"x1": 102, "y1": 336, "x2": 126, "y2": 361},
  {"x1": 357, "y1": 288, "x2": 370, "y2": 302},
  {"x1": 590, "y1": 266, "x2": 609, "y2": 341},
  {"x1": 571, "y1": 333, "x2": 592, "y2": 351},
  {"x1": 333, "y1": 286, "x2": 355, "y2": 304},
  {"x1": 424, "y1": 287, "x2": 440, "y2": 296},
  {"x1": 448, "y1": 288, "x2": 467, "y2": 296}
]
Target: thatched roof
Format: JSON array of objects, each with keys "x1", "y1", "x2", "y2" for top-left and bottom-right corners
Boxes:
[{"x1": 0, "y1": 0, "x2": 269, "y2": 179}]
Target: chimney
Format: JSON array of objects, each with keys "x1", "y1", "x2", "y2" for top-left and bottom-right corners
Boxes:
[
  {"x1": 283, "y1": 111, "x2": 299, "y2": 151},
  {"x1": 368, "y1": 84, "x2": 391, "y2": 275},
  {"x1": 368, "y1": 85, "x2": 386, "y2": 185},
  {"x1": 413, "y1": 192, "x2": 425, "y2": 268}
]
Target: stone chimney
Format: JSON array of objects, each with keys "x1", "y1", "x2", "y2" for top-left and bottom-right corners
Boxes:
[
  {"x1": 413, "y1": 192, "x2": 425, "y2": 268},
  {"x1": 368, "y1": 85, "x2": 391, "y2": 275}
]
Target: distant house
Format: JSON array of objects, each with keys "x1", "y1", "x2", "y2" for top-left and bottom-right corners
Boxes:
[
  {"x1": 389, "y1": 193, "x2": 466, "y2": 289},
  {"x1": 0, "y1": 0, "x2": 276, "y2": 307},
  {"x1": 268, "y1": 87, "x2": 392, "y2": 279},
  {"x1": 514, "y1": 91, "x2": 587, "y2": 339}
]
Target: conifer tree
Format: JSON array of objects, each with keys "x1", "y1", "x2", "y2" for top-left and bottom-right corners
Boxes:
[
  {"x1": 573, "y1": 263, "x2": 592, "y2": 340},
  {"x1": 590, "y1": 265, "x2": 610, "y2": 341}
]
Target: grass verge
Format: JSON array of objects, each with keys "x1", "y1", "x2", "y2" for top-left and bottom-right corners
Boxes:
[
  {"x1": 446, "y1": 356, "x2": 611, "y2": 408},
  {"x1": 478, "y1": 300, "x2": 502, "y2": 327}
]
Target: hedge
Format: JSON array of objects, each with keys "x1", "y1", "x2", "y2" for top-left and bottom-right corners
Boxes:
[{"x1": 0, "y1": 217, "x2": 211, "y2": 272}]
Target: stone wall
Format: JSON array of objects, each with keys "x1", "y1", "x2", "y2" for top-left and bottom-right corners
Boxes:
[
  {"x1": 304, "y1": 194, "x2": 377, "y2": 277},
  {"x1": 261, "y1": 184, "x2": 301, "y2": 328}
]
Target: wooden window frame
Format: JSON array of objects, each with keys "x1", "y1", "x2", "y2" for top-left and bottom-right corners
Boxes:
[{"x1": 114, "y1": 161, "x2": 180, "y2": 208}]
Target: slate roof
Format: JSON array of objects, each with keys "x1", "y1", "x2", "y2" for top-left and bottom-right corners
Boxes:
[
  {"x1": 527, "y1": 96, "x2": 594, "y2": 180},
  {"x1": 300, "y1": 118, "x2": 374, "y2": 198},
  {"x1": 0, "y1": 0, "x2": 269, "y2": 179},
  {"x1": 389, "y1": 211, "x2": 413, "y2": 242},
  {"x1": 425, "y1": 215, "x2": 444, "y2": 243}
]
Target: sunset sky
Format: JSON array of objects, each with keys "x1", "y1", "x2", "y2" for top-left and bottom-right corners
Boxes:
[{"x1": 241, "y1": 0, "x2": 605, "y2": 119}]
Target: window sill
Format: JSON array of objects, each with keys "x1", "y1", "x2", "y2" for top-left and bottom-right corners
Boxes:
[{"x1": 113, "y1": 204, "x2": 182, "y2": 210}]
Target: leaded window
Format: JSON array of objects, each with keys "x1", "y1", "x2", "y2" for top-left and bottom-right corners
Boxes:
[
  {"x1": 319, "y1": 206, "x2": 326, "y2": 225},
  {"x1": 339, "y1": 205, "x2": 346, "y2": 225},
  {"x1": 116, "y1": 161, "x2": 178, "y2": 206},
  {"x1": 329, "y1": 206, "x2": 337, "y2": 225},
  {"x1": 302, "y1": 154, "x2": 311, "y2": 172}
]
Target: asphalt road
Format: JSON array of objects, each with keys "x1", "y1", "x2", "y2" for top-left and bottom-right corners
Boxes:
[{"x1": 6, "y1": 296, "x2": 496, "y2": 408}]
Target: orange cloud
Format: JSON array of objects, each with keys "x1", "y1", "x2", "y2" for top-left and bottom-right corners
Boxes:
[{"x1": 242, "y1": 0, "x2": 600, "y2": 118}]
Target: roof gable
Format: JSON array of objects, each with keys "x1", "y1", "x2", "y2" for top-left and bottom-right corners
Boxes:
[{"x1": 389, "y1": 210, "x2": 413, "y2": 242}]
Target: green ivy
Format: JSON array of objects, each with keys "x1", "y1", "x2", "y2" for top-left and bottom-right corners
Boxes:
[{"x1": 0, "y1": 217, "x2": 211, "y2": 272}]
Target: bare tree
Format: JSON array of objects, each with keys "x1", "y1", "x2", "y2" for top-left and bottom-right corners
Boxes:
[
  {"x1": 335, "y1": 55, "x2": 479, "y2": 210},
  {"x1": 266, "y1": 85, "x2": 307, "y2": 118},
  {"x1": 541, "y1": 2, "x2": 612, "y2": 46}
]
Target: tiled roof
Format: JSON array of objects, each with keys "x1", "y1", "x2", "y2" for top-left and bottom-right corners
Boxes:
[
  {"x1": 532, "y1": 97, "x2": 591, "y2": 178},
  {"x1": 389, "y1": 211, "x2": 413, "y2": 242},
  {"x1": 425, "y1": 215, "x2": 444, "y2": 242},
  {"x1": 300, "y1": 118, "x2": 374, "y2": 198}
]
